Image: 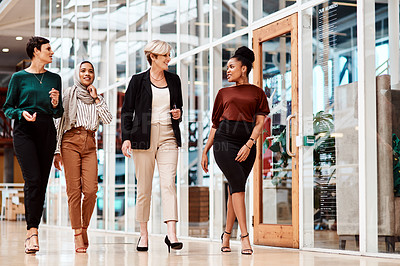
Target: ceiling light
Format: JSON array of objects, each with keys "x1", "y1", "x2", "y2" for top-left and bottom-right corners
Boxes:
[
  {"x1": 226, "y1": 24, "x2": 236, "y2": 28},
  {"x1": 2, "y1": 48, "x2": 9, "y2": 53},
  {"x1": 16, "y1": 36, "x2": 23, "y2": 41}
]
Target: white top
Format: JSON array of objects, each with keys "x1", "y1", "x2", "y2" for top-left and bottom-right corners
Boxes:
[{"x1": 151, "y1": 83, "x2": 172, "y2": 125}]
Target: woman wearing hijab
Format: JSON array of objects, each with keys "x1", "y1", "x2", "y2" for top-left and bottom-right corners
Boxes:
[
  {"x1": 3, "y1": 36, "x2": 62, "y2": 254},
  {"x1": 53, "y1": 61, "x2": 112, "y2": 253},
  {"x1": 201, "y1": 46, "x2": 269, "y2": 255}
]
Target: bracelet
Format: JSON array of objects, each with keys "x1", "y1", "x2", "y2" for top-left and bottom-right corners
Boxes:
[
  {"x1": 249, "y1": 137, "x2": 256, "y2": 144},
  {"x1": 245, "y1": 143, "x2": 251, "y2": 150}
]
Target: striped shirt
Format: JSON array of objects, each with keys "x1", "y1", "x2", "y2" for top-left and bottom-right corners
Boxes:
[{"x1": 55, "y1": 95, "x2": 113, "y2": 153}]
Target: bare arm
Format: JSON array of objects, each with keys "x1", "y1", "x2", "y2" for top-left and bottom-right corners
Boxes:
[
  {"x1": 235, "y1": 115, "x2": 265, "y2": 162},
  {"x1": 201, "y1": 127, "x2": 217, "y2": 173}
]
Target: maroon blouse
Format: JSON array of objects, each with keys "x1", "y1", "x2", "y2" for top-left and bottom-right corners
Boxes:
[{"x1": 211, "y1": 84, "x2": 270, "y2": 129}]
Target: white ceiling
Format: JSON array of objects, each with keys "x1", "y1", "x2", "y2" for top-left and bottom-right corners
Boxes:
[{"x1": 0, "y1": 0, "x2": 34, "y2": 74}]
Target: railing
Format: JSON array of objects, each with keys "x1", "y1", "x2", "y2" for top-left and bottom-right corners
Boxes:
[{"x1": 376, "y1": 58, "x2": 389, "y2": 76}]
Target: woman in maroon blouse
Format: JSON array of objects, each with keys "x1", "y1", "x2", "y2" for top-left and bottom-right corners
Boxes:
[{"x1": 201, "y1": 46, "x2": 269, "y2": 255}]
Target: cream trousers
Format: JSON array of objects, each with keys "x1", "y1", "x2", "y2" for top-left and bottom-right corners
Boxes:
[{"x1": 132, "y1": 123, "x2": 178, "y2": 223}]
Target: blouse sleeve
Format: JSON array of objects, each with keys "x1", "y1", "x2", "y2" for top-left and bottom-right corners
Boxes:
[
  {"x1": 54, "y1": 116, "x2": 65, "y2": 154},
  {"x1": 96, "y1": 95, "x2": 113, "y2": 124},
  {"x1": 3, "y1": 74, "x2": 23, "y2": 120},
  {"x1": 121, "y1": 76, "x2": 137, "y2": 142},
  {"x1": 52, "y1": 75, "x2": 64, "y2": 118},
  {"x1": 255, "y1": 89, "x2": 270, "y2": 116},
  {"x1": 211, "y1": 91, "x2": 224, "y2": 129}
]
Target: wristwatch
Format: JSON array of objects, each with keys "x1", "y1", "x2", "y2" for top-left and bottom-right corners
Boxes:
[{"x1": 249, "y1": 137, "x2": 256, "y2": 145}]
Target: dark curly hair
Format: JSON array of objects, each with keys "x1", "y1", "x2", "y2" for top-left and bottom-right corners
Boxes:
[
  {"x1": 231, "y1": 46, "x2": 255, "y2": 76},
  {"x1": 26, "y1": 36, "x2": 50, "y2": 59}
]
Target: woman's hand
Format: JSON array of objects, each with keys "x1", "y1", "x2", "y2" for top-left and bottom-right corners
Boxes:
[
  {"x1": 87, "y1": 85, "x2": 100, "y2": 103},
  {"x1": 49, "y1": 88, "x2": 59, "y2": 108},
  {"x1": 235, "y1": 143, "x2": 252, "y2": 162},
  {"x1": 201, "y1": 152, "x2": 209, "y2": 173},
  {"x1": 53, "y1": 154, "x2": 63, "y2": 171},
  {"x1": 122, "y1": 140, "x2": 132, "y2": 158},
  {"x1": 22, "y1": 111, "x2": 36, "y2": 122},
  {"x1": 170, "y1": 108, "x2": 181, "y2": 120}
]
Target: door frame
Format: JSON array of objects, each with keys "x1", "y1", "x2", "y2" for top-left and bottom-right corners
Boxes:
[{"x1": 253, "y1": 13, "x2": 299, "y2": 248}]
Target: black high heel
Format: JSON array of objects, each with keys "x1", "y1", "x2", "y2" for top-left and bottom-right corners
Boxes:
[
  {"x1": 240, "y1": 233, "x2": 253, "y2": 255},
  {"x1": 136, "y1": 237, "x2": 148, "y2": 252},
  {"x1": 164, "y1": 235, "x2": 183, "y2": 253},
  {"x1": 220, "y1": 231, "x2": 231, "y2": 252}
]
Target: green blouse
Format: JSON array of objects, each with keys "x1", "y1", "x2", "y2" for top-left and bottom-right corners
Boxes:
[{"x1": 3, "y1": 70, "x2": 63, "y2": 120}]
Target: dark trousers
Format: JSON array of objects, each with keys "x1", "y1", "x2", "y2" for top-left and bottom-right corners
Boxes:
[{"x1": 13, "y1": 115, "x2": 56, "y2": 230}]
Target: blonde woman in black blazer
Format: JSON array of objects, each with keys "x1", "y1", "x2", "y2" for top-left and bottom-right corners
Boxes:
[{"x1": 121, "y1": 40, "x2": 183, "y2": 253}]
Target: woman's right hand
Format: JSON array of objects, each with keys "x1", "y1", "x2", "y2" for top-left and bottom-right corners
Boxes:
[
  {"x1": 122, "y1": 140, "x2": 132, "y2": 158},
  {"x1": 22, "y1": 111, "x2": 36, "y2": 122},
  {"x1": 201, "y1": 152, "x2": 209, "y2": 173},
  {"x1": 54, "y1": 154, "x2": 63, "y2": 171}
]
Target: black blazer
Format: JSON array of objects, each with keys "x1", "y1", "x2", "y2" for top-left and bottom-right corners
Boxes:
[{"x1": 121, "y1": 69, "x2": 183, "y2": 149}]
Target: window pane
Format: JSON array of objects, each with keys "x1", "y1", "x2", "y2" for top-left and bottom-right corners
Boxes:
[
  {"x1": 180, "y1": 0, "x2": 210, "y2": 53},
  {"x1": 152, "y1": 0, "x2": 177, "y2": 53},
  {"x1": 374, "y1": 0, "x2": 400, "y2": 254},
  {"x1": 254, "y1": 0, "x2": 297, "y2": 21},
  {"x1": 181, "y1": 50, "x2": 210, "y2": 238},
  {"x1": 302, "y1": 0, "x2": 359, "y2": 251},
  {"x1": 109, "y1": 1, "x2": 127, "y2": 85},
  {"x1": 213, "y1": 0, "x2": 248, "y2": 39}
]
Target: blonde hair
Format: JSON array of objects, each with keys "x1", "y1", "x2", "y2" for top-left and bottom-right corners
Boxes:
[{"x1": 144, "y1": 40, "x2": 172, "y2": 65}]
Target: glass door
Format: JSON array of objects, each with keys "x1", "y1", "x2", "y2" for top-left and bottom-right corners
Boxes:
[{"x1": 253, "y1": 14, "x2": 299, "y2": 248}]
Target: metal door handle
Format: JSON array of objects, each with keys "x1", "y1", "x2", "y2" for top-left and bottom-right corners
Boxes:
[{"x1": 286, "y1": 114, "x2": 296, "y2": 157}]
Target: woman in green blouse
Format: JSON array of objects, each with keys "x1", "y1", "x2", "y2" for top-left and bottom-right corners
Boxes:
[{"x1": 3, "y1": 36, "x2": 63, "y2": 254}]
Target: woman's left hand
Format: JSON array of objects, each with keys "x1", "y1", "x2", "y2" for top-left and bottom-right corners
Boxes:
[
  {"x1": 170, "y1": 108, "x2": 181, "y2": 120},
  {"x1": 49, "y1": 88, "x2": 59, "y2": 108},
  {"x1": 235, "y1": 144, "x2": 251, "y2": 162}
]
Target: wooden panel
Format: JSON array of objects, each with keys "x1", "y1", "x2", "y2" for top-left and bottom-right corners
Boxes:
[
  {"x1": 290, "y1": 13, "x2": 299, "y2": 249},
  {"x1": 254, "y1": 224, "x2": 294, "y2": 248},
  {"x1": 253, "y1": 16, "x2": 293, "y2": 44},
  {"x1": 253, "y1": 13, "x2": 299, "y2": 248},
  {"x1": 253, "y1": 33, "x2": 263, "y2": 228}
]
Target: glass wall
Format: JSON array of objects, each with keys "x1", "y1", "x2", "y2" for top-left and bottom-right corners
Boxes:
[
  {"x1": 373, "y1": 0, "x2": 400, "y2": 255},
  {"x1": 302, "y1": 0, "x2": 359, "y2": 251}
]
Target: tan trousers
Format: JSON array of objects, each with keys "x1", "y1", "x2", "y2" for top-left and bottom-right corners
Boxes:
[
  {"x1": 61, "y1": 127, "x2": 98, "y2": 229},
  {"x1": 132, "y1": 123, "x2": 179, "y2": 223}
]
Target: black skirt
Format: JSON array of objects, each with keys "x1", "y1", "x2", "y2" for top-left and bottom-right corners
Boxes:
[{"x1": 213, "y1": 120, "x2": 256, "y2": 194}]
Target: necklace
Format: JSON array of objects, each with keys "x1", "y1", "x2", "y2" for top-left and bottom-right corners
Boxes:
[
  {"x1": 150, "y1": 72, "x2": 164, "y2": 81},
  {"x1": 33, "y1": 72, "x2": 45, "y2": 84}
]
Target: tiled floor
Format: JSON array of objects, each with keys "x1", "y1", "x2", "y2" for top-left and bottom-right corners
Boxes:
[{"x1": 1, "y1": 221, "x2": 400, "y2": 266}]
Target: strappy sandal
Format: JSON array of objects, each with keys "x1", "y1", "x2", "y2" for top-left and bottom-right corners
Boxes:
[
  {"x1": 74, "y1": 233, "x2": 87, "y2": 253},
  {"x1": 220, "y1": 231, "x2": 231, "y2": 252},
  {"x1": 82, "y1": 227, "x2": 89, "y2": 248},
  {"x1": 30, "y1": 234, "x2": 39, "y2": 251},
  {"x1": 240, "y1": 234, "x2": 253, "y2": 255},
  {"x1": 24, "y1": 235, "x2": 37, "y2": 254}
]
